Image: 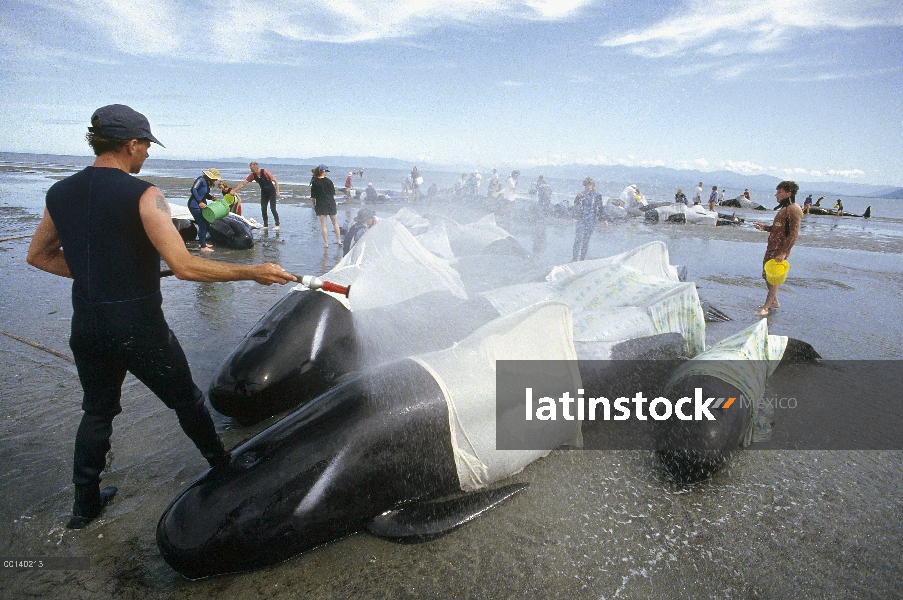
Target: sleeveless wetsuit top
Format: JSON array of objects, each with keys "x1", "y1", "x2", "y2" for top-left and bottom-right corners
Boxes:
[
  {"x1": 253, "y1": 170, "x2": 277, "y2": 196},
  {"x1": 46, "y1": 166, "x2": 159, "y2": 307}
]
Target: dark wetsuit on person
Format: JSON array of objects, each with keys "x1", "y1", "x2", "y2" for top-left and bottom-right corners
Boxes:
[
  {"x1": 248, "y1": 168, "x2": 279, "y2": 228},
  {"x1": 342, "y1": 221, "x2": 369, "y2": 256},
  {"x1": 46, "y1": 167, "x2": 226, "y2": 489},
  {"x1": 572, "y1": 191, "x2": 603, "y2": 261},
  {"x1": 188, "y1": 175, "x2": 212, "y2": 248},
  {"x1": 311, "y1": 177, "x2": 337, "y2": 216}
]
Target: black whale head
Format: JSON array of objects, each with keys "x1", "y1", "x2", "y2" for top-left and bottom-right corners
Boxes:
[
  {"x1": 206, "y1": 214, "x2": 255, "y2": 249},
  {"x1": 158, "y1": 359, "x2": 459, "y2": 579},
  {"x1": 654, "y1": 374, "x2": 750, "y2": 483},
  {"x1": 209, "y1": 290, "x2": 360, "y2": 425}
]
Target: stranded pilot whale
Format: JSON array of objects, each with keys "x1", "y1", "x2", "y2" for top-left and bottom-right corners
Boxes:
[
  {"x1": 161, "y1": 298, "x2": 814, "y2": 578},
  {"x1": 205, "y1": 213, "x2": 255, "y2": 249},
  {"x1": 160, "y1": 303, "x2": 586, "y2": 579},
  {"x1": 161, "y1": 359, "x2": 484, "y2": 578}
]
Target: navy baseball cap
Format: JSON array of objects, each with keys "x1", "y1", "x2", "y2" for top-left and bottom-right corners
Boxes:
[
  {"x1": 89, "y1": 104, "x2": 164, "y2": 147},
  {"x1": 318, "y1": 164, "x2": 329, "y2": 172}
]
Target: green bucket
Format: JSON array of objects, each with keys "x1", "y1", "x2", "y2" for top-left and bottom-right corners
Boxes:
[
  {"x1": 222, "y1": 193, "x2": 237, "y2": 206},
  {"x1": 202, "y1": 199, "x2": 230, "y2": 222}
]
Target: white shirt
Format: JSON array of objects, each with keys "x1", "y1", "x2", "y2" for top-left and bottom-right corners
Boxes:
[{"x1": 503, "y1": 177, "x2": 518, "y2": 201}]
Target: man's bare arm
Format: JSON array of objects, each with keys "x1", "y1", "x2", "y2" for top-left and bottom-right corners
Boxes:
[
  {"x1": 139, "y1": 187, "x2": 295, "y2": 285},
  {"x1": 26, "y1": 209, "x2": 72, "y2": 278}
]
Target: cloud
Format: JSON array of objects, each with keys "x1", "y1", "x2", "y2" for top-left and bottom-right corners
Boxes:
[
  {"x1": 599, "y1": 0, "x2": 903, "y2": 59},
  {"x1": 499, "y1": 80, "x2": 524, "y2": 87},
  {"x1": 36, "y1": 0, "x2": 182, "y2": 56},
  {"x1": 14, "y1": 0, "x2": 595, "y2": 63}
]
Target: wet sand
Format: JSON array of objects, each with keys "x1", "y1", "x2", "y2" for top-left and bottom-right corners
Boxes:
[{"x1": 1, "y1": 185, "x2": 902, "y2": 598}]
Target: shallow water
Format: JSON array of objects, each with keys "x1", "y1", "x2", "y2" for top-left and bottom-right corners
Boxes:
[{"x1": 1, "y1": 159, "x2": 902, "y2": 598}]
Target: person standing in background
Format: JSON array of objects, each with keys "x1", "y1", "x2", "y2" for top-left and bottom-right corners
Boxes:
[
  {"x1": 503, "y1": 170, "x2": 520, "y2": 202},
  {"x1": 411, "y1": 166, "x2": 421, "y2": 203},
  {"x1": 753, "y1": 181, "x2": 802, "y2": 317},
  {"x1": 532, "y1": 175, "x2": 552, "y2": 213},
  {"x1": 344, "y1": 172, "x2": 354, "y2": 201},
  {"x1": 833, "y1": 198, "x2": 844, "y2": 216},
  {"x1": 708, "y1": 185, "x2": 718, "y2": 212},
  {"x1": 694, "y1": 182, "x2": 703, "y2": 205},
  {"x1": 572, "y1": 177, "x2": 606, "y2": 261},
  {"x1": 487, "y1": 169, "x2": 500, "y2": 198},
  {"x1": 675, "y1": 188, "x2": 688, "y2": 205},
  {"x1": 232, "y1": 162, "x2": 280, "y2": 231},
  {"x1": 310, "y1": 164, "x2": 342, "y2": 248}
]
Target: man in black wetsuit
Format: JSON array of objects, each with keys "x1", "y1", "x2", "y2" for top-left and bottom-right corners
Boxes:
[
  {"x1": 26, "y1": 105, "x2": 296, "y2": 529},
  {"x1": 232, "y1": 161, "x2": 281, "y2": 230}
]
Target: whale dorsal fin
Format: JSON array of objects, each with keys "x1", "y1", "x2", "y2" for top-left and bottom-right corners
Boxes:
[{"x1": 366, "y1": 482, "x2": 528, "y2": 543}]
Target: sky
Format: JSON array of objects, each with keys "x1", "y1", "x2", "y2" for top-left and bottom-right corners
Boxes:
[{"x1": 1, "y1": 0, "x2": 902, "y2": 185}]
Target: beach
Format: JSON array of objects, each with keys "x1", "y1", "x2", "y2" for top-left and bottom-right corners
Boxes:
[{"x1": 1, "y1": 154, "x2": 902, "y2": 598}]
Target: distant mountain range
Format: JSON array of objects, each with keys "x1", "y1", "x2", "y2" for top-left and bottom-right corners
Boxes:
[
  {"x1": 872, "y1": 187, "x2": 903, "y2": 199},
  {"x1": 222, "y1": 155, "x2": 901, "y2": 198}
]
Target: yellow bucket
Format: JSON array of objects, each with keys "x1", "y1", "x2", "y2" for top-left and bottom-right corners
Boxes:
[
  {"x1": 764, "y1": 259, "x2": 790, "y2": 285},
  {"x1": 202, "y1": 199, "x2": 230, "y2": 222}
]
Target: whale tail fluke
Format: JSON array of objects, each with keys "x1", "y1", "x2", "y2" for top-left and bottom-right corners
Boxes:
[
  {"x1": 366, "y1": 482, "x2": 529, "y2": 543},
  {"x1": 700, "y1": 301, "x2": 731, "y2": 323}
]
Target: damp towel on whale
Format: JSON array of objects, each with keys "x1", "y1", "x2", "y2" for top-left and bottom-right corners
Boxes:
[
  {"x1": 665, "y1": 319, "x2": 788, "y2": 446},
  {"x1": 412, "y1": 302, "x2": 583, "y2": 492},
  {"x1": 480, "y1": 241, "x2": 706, "y2": 359}
]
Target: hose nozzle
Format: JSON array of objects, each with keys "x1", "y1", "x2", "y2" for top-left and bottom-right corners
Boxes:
[{"x1": 299, "y1": 275, "x2": 351, "y2": 298}]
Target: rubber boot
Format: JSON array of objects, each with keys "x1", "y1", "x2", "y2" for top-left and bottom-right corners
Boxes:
[
  {"x1": 66, "y1": 484, "x2": 118, "y2": 529},
  {"x1": 204, "y1": 447, "x2": 231, "y2": 471}
]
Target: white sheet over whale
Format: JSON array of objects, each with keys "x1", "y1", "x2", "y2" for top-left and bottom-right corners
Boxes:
[
  {"x1": 654, "y1": 203, "x2": 718, "y2": 226},
  {"x1": 479, "y1": 242, "x2": 705, "y2": 359},
  {"x1": 295, "y1": 219, "x2": 467, "y2": 311},
  {"x1": 666, "y1": 319, "x2": 788, "y2": 446},
  {"x1": 412, "y1": 303, "x2": 582, "y2": 492}
]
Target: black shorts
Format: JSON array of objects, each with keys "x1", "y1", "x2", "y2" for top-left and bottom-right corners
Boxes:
[{"x1": 315, "y1": 196, "x2": 337, "y2": 216}]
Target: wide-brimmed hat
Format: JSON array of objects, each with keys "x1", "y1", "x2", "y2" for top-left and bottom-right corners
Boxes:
[
  {"x1": 203, "y1": 168, "x2": 221, "y2": 180},
  {"x1": 354, "y1": 208, "x2": 376, "y2": 223},
  {"x1": 89, "y1": 104, "x2": 164, "y2": 147}
]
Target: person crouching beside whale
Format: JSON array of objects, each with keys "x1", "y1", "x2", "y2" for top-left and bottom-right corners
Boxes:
[
  {"x1": 218, "y1": 180, "x2": 242, "y2": 216},
  {"x1": 26, "y1": 104, "x2": 297, "y2": 530},
  {"x1": 188, "y1": 167, "x2": 220, "y2": 252},
  {"x1": 753, "y1": 181, "x2": 802, "y2": 317},
  {"x1": 343, "y1": 208, "x2": 378, "y2": 255}
]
